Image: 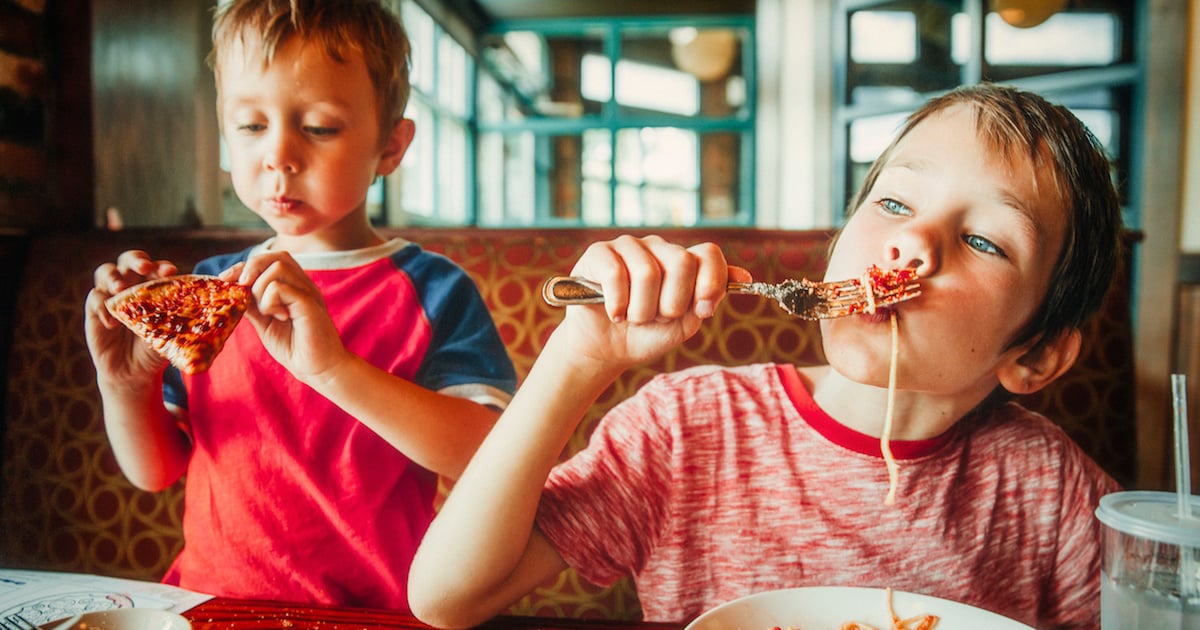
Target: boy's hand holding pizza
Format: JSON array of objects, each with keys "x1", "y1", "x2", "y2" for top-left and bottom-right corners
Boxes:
[
  {"x1": 221, "y1": 251, "x2": 350, "y2": 383},
  {"x1": 88, "y1": 248, "x2": 350, "y2": 384},
  {"x1": 85, "y1": 250, "x2": 182, "y2": 383}
]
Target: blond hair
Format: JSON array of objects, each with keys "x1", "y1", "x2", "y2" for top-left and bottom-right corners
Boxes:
[{"x1": 209, "y1": 0, "x2": 411, "y2": 134}]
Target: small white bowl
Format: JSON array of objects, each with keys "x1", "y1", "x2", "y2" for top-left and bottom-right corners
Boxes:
[{"x1": 48, "y1": 609, "x2": 190, "y2": 630}]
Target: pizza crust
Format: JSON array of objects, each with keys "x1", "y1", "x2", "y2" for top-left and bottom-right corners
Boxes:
[{"x1": 105, "y1": 274, "x2": 251, "y2": 374}]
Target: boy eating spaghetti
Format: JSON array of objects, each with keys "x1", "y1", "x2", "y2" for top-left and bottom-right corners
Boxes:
[{"x1": 409, "y1": 83, "x2": 1123, "y2": 629}]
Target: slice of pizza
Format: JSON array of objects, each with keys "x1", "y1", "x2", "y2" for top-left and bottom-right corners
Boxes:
[{"x1": 105, "y1": 274, "x2": 252, "y2": 374}]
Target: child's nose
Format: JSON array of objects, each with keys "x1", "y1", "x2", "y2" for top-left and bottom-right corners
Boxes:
[
  {"x1": 263, "y1": 132, "x2": 300, "y2": 174},
  {"x1": 885, "y1": 232, "x2": 937, "y2": 277}
]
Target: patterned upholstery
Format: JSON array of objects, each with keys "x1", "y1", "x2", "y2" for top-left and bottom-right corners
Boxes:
[{"x1": 0, "y1": 227, "x2": 1137, "y2": 620}]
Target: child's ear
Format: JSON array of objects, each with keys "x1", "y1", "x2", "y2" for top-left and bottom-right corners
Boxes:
[
  {"x1": 376, "y1": 118, "x2": 416, "y2": 177},
  {"x1": 997, "y1": 328, "x2": 1081, "y2": 395}
]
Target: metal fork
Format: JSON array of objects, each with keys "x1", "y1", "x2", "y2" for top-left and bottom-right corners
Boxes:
[{"x1": 542, "y1": 268, "x2": 920, "y2": 320}]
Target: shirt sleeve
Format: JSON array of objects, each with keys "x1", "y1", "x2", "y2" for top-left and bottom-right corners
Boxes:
[
  {"x1": 399, "y1": 251, "x2": 518, "y2": 405},
  {"x1": 1040, "y1": 438, "x2": 1122, "y2": 628},
  {"x1": 537, "y1": 377, "x2": 677, "y2": 586}
]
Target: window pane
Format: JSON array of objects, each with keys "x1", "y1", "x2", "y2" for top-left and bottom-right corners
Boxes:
[
  {"x1": 835, "y1": 0, "x2": 1135, "y2": 222},
  {"x1": 583, "y1": 180, "x2": 613, "y2": 226},
  {"x1": 613, "y1": 184, "x2": 700, "y2": 227},
  {"x1": 851, "y1": 11, "x2": 917, "y2": 64},
  {"x1": 1074, "y1": 109, "x2": 1117, "y2": 156},
  {"x1": 476, "y1": 19, "x2": 754, "y2": 227},
  {"x1": 476, "y1": 72, "x2": 506, "y2": 124},
  {"x1": 582, "y1": 129, "x2": 612, "y2": 181},
  {"x1": 617, "y1": 27, "x2": 748, "y2": 119},
  {"x1": 985, "y1": 13, "x2": 1119, "y2": 66},
  {"x1": 594, "y1": 54, "x2": 699, "y2": 117},
  {"x1": 437, "y1": 117, "x2": 468, "y2": 223},
  {"x1": 612, "y1": 127, "x2": 720, "y2": 226},
  {"x1": 394, "y1": 100, "x2": 434, "y2": 218},
  {"x1": 953, "y1": 6, "x2": 1129, "y2": 83},
  {"x1": 479, "y1": 30, "x2": 606, "y2": 119},
  {"x1": 437, "y1": 32, "x2": 470, "y2": 116},
  {"x1": 846, "y1": 1, "x2": 963, "y2": 103},
  {"x1": 849, "y1": 112, "x2": 908, "y2": 165},
  {"x1": 479, "y1": 132, "x2": 597, "y2": 224},
  {"x1": 477, "y1": 131, "x2": 537, "y2": 226},
  {"x1": 845, "y1": 111, "x2": 910, "y2": 207},
  {"x1": 580, "y1": 130, "x2": 613, "y2": 225},
  {"x1": 401, "y1": 1, "x2": 435, "y2": 96}
]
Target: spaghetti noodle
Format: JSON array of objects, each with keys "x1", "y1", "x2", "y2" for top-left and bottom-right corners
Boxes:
[
  {"x1": 841, "y1": 588, "x2": 940, "y2": 630},
  {"x1": 881, "y1": 310, "x2": 900, "y2": 505}
]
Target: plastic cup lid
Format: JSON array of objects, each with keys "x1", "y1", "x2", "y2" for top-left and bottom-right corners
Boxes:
[{"x1": 1096, "y1": 490, "x2": 1200, "y2": 547}]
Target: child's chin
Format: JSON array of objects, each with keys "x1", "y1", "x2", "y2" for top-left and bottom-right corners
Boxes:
[{"x1": 823, "y1": 350, "x2": 893, "y2": 388}]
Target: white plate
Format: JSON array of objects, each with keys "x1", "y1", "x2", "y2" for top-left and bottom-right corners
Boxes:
[
  {"x1": 685, "y1": 587, "x2": 1035, "y2": 630},
  {"x1": 46, "y1": 609, "x2": 191, "y2": 630}
]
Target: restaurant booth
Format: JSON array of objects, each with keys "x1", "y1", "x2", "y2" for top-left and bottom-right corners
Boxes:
[{"x1": 0, "y1": 226, "x2": 1138, "y2": 619}]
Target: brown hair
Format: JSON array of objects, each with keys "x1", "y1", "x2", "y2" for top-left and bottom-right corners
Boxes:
[
  {"x1": 209, "y1": 0, "x2": 411, "y2": 136},
  {"x1": 848, "y1": 83, "x2": 1123, "y2": 352}
]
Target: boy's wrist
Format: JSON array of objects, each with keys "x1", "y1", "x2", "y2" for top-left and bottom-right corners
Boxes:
[
  {"x1": 96, "y1": 372, "x2": 162, "y2": 398},
  {"x1": 541, "y1": 326, "x2": 630, "y2": 387},
  {"x1": 293, "y1": 350, "x2": 362, "y2": 393}
]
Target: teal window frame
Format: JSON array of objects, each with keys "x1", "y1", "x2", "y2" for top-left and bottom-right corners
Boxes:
[{"x1": 476, "y1": 15, "x2": 758, "y2": 228}]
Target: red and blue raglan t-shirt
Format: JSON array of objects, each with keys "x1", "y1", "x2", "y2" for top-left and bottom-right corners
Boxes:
[{"x1": 160, "y1": 238, "x2": 516, "y2": 609}]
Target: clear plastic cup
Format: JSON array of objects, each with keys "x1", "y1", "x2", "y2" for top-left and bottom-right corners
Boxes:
[{"x1": 1096, "y1": 491, "x2": 1200, "y2": 628}]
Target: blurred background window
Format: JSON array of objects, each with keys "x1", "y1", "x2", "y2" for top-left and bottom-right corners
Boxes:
[
  {"x1": 380, "y1": 1, "x2": 475, "y2": 226},
  {"x1": 834, "y1": 0, "x2": 1138, "y2": 226},
  {"x1": 474, "y1": 17, "x2": 755, "y2": 227}
]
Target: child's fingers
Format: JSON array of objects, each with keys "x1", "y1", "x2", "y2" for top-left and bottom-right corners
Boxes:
[
  {"x1": 256, "y1": 280, "x2": 292, "y2": 321},
  {"x1": 572, "y1": 235, "x2": 733, "y2": 323},
  {"x1": 239, "y1": 254, "x2": 324, "y2": 322},
  {"x1": 114, "y1": 250, "x2": 176, "y2": 279},
  {"x1": 573, "y1": 238, "x2": 634, "y2": 323},
  {"x1": 236, "y1": 252, "x2": 286, "y2": 285},
  {"x1": 644, "y1": 237, "x2": 701, "y2": 321},
  {"x1": 686, "y1": 243, "x2": 736, "y2": 318},
  {"x1": 84, "y1": 287, "x2": 119, "y2": 329},
  {"x1": 219, "y1": 262, "x2": 245, "y2": 283},
  {"x1": 610, "y1": 236, "x2": 672, "y2": 323},
  {"x1": 728, "y1": 265, "x2": 752, "y2": 284}
]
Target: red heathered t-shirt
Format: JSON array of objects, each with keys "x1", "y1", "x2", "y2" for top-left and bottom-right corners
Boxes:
[{"x1": 537, "y1": 363, "x2": 1118, "y2": 627}]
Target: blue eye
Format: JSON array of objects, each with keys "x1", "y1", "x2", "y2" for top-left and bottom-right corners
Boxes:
[
  {"x1": 965, "y1": 234, "x2": 1005, "y2": 257},
  {"x1": 236, "y1": 123, "x2": 265, "y2": 133},
  {"x1": 305, "y1": 126, "x2": 339, "y2": 137},
  {"x1": 878, "y1": 198, "x2": 912, "y2": 216}
]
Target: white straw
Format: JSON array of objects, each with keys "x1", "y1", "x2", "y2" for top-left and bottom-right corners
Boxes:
[
  {"x1": 1172, "y1": 373, "x2": 1193, "y2": 521},
  {"x1": 1171, "y1": 373, "x2": 1198, "y2": 601}
]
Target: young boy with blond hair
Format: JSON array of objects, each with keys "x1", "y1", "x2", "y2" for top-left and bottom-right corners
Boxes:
[{"x1": 84, "y1": 0, "x2": 516, "y2": 609}]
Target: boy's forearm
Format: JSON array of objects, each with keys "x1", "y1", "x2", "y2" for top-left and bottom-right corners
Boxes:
[
  {"x1": 410, "y1": 328, "x2": 620, "y2": 626},
  {"x1": 98, "y1": 380, "x2": 191, "y2": 491},
  {"x1": 299, "y1": 353, "x2": 502, "y2": 479}
]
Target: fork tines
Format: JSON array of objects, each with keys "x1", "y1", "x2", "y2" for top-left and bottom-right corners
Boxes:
[{"x1": 819, "y1": 281, "x2": 921, "y2": 318}]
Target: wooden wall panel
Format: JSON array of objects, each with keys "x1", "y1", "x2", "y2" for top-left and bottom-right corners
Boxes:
[
  {"x1": 91, "y1": 0, "x2": 212, "y2": 227},
  {"x1": 0, "y1": 0, "x2": 93, "y2": 231}
]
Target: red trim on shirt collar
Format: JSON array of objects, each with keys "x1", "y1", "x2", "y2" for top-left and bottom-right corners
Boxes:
[{"x1": 776, "y1": 364, "x2": 954, "y2": 460}]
